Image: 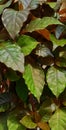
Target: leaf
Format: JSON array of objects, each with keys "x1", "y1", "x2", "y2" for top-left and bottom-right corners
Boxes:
[
  {"x1": 0, "y1": 0, "x2": 12, "y2": 15},
  {"x1": 6, "y1": 69, "x2": 19, "y2": 81},
  {"x1": 36, "y1": 44, "x2": 53, "y2": 57},
  {"x1": 39, "y1": 99, "x2": 55, "y2": 122},
  {"x1": 37, "y1": 29, "x2": 50, "y2": 40},
  {"x1": 37, "y1": 122, "x2": 50, "y2": 130},
  {"x1": 47, "y1": 66, "x2": 66, "y2": 97},
  {"x1": 19, "y1": 0, "x2": 31, "y2": 9},
  {"x1": 16, "y1": 78, "x2": 28, "y2": 102},
  {"x1": 0, "y1": 43, "x2": 24, "y2": 73},
  {"x1": 55, "y1": 25, "x2": 65, "y2": 39},
  {"x1": 49, "y1": 108, "x2": 66, "y2": 130},
  {"x1": 0, "y1": 114, "x2": 8, "y2": 130},
  {"x1": 20, "y1": 115, "x2": 37, "y2": 129},
  {"x1": 19, "y1": 0, "x2": 46, "y2": 10},
  {"x1": 56, "y1": 50, "x2": 66, "y2": 67},
  {"x1": 50, "y1": 34, "x2": 66, "y2": 47},
  {"x1": 0, "y1": 93, "x2": 11, "y2": 105},
  {"x1": 0, "y1": 104, "x2": 9, "y2": 112},
  {"x1": 2, "y1": 9, "x2": 29, "y2": 39},
  {"x1": 56, "y1": 57, "x2": 66, "y2": 68},
  {"x1": 17, "y1": 35, "x2": 39, "y2": 56},
  {"x1": 23, "y1": 64, "x2": 45, "y2": 101},
  {"x1": 7, "y1": 114, "x2": 26, "y2": 130},
  {"x1": 25, "y1": 17, "x2": 62, "y2": 32},
  {"x1": 47, "y1": 2, "x2": 56, "y2": 9}
]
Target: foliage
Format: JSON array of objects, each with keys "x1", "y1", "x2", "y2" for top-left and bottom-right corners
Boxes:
[{"x1": 0, "y1": 0, "x2": 66, "y2": 130}]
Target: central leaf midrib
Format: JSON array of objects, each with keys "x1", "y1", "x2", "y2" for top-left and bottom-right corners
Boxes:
[
  {"x1": 30, "y1": 65, "x2": 37, "y2": 95},
  {"x1": 55, "y1": 69, "x2": 59, "y2": 96}
]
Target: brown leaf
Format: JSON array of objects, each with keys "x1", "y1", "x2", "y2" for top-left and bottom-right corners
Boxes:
[
  {"x1": 37, "y1": 29, "x2": 50, "y2": 40},
  {"x1": 37, "y1": 122, "x2": 50, "y2": 130},
  {"x1": 59, "y1": 9, "x2": 66, "y2": 22},
  {"x1": 18, "y1": 1, "x2": 23, "y2": 10}
]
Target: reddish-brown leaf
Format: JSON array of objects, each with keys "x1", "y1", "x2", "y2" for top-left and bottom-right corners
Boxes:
[
  {"x1": 37, "y1": 122, "x2": 50, "y2": 130},
  {"x1": 37, "y1": 29, "x2": 50, "y2": 40}
]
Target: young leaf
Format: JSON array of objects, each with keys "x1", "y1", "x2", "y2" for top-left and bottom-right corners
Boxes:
[
  {"x1": 50, "y1": 34, "x2": 66, "y2": 47},
  {"x1": 2, "y1": 9, "x2": 29, "y2": 39},
  {"x1": 25, "y1": 17, "x2": 62, "y2": 32},
  {"x1": 49, "y1": 108, "x2": 66, "y2": 130},
  {"x1": 23, "y1": 64, "x2": 45, "y2": 101},
  {"x1": 17, "y1": 35, "x2": 39, "y2": 56},
  {"x1": 20, "y1": 115, "x2": 37, "y2": 129},
  {"x1": 0, "y1": 0, "x2": 12, "y2": 15},
  {"x1": 0, "y1": 43, "x2": 24, "y2": 73},
  {"x1": 47, "y1": 66, "x2": 66, "y2": 97}
]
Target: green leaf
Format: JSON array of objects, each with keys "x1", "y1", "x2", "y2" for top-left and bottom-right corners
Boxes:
[
  {"x1": 0, "y1": 104, "x2": 9, "y2": 112},
  {"x1": 16, "y1": 78, "x2": 28, "y2": 102},
  {"x1": 39, "y1": 99, "x2": 55, "y2": 122},
  {"x1": 20, "y1": 115, "x2": 37, "y2": 129},
  {"x1": 0, "y1": 93, "x2": 11, "y2": 105},
  {"x1": 0, "y1": 0, "x2": 12, "y2": 15},
  {"x1": 56, "y1": 57, "x2": 66, "y2": 68},
  {"x1": 50, "y1": 34, "x2": 66, "y2": 47},
  {"x1": 49, "y1": 108, "x2": 66, "y2": 130},
  {"x1": 0, "y1": 114, "x2": 8, "y2": 130},
  {"x1": 25, "y1": 17, "x2": 62, "y2": 32},
  {"x1": 23, "y1": 64, "x2": 45, "y2": 101},
  {"x1": 17, "y1": 35, "x2": 39, "y2": 56},
  {"x1": 2, "y1": 9, "x2": 29, "y2": 39},
  {"x1": 0, "y1": 43, "x2": 24, "y2": 73},
  {"x1": 47, "y1": 2, "x2": 56, "y2": 9},
  {"x1": 6, "y1": 69, "x2": 19, "y2": 81},
  {"x1": 47, "y1": 66, "x2": 66, "y2": 97},
  {"x1": 7, "y1": 114, "x2": 26, "y2": 130}
]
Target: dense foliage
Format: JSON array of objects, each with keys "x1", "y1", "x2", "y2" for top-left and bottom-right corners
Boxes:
[{"x1": 0, "y1": 0, "x2": 66, "y2": 130}]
